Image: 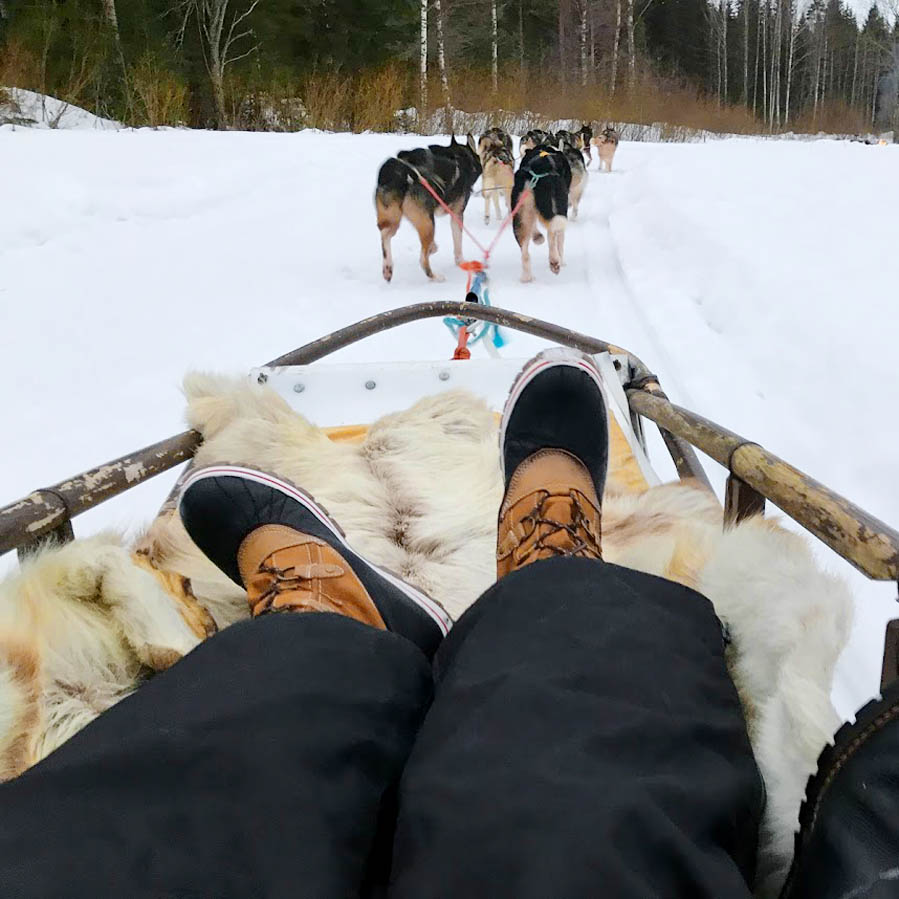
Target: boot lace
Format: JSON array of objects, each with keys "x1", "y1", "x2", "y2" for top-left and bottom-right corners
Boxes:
[
  {"x1": 252, "y1": 562, "x2": 344, "y2": 615},
  {"x1": 516, "y1": 490, "x2": 601, "y2": 565}
]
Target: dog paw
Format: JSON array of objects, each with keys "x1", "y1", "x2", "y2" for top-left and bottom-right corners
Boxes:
[
  {"x1": 550, "y1": 261, "x2": 561, "y2": 274},
  {"x1": 520, "y1": 273, "x2": 535, "y2": 283},
  {"x1": 429, "y1": 243, "x2": 439, "y2": 255},
  {"x1": 533, "y1": 233, "x2": 545, "y2": 245},
  {"x1": 484, "y1": 217, "x2": 490, "y2": 225},
  {"x1": 429, "y1": 272, "x2": 446, "y2": 283},
  {"x1": 382, "y1": 265, "x2": 393, "y2": 282}
]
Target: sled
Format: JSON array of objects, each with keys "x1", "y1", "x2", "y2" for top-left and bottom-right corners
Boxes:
[{"x1": 2, "y1": 302, "x2": 898, "y2": 681}]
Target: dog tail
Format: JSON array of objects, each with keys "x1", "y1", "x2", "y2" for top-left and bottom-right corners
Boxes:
[{"x1": 375, "y1": 157, "x2": 410, "y2": 229}]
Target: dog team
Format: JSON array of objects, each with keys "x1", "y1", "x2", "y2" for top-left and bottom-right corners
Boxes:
[{"x1": 375, "y1": 124, "x2": 619, "y2": 283}]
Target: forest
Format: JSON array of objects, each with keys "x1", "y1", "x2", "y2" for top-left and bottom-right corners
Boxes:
[{"x1": 0, "y1": 0, "x2": 896, "y2": 134}]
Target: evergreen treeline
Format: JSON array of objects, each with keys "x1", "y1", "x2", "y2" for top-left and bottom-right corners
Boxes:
[{"x1": 0, "y1": 0, "x2": 896, "y2": 134}]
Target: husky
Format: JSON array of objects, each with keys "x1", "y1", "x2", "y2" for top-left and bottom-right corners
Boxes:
[
  {"x1": 511, "y1": 145, "x2": 571, "y2": 282},
  {"x1": 480, "y1": 144, "x2": 515, "y2": 225},
  {"x1": 557, "y1": 136, "x2": 588, "y2": 221},
  {"x1": 554, "y1": 129, "x2": 579, "y2": 149},
  {"x1": 375, "y1": 134, "x2": 482, "y2": 282},
  {"x1": 478, "y1": 126, "x2": 513, "y2": 160},
  {"x1": 518, "y1": 128, "x2": 553, "y2": 156},
  {"x1": 593, "y1": 125, "x2": 619, "y2": 173},
  {"x1": 578, "y1": 123, "x2": 594, "y2": 165}
]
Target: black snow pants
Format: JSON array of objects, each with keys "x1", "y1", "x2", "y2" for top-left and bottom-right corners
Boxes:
[{"x1": 0, "y1": 558, "x2": 764, "y2": 898}]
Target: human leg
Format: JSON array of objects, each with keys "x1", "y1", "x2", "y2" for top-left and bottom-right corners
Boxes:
[
  {"x1": 0, "y1": 468, "x2": 450, "y2": 898},
  {"x1": 390, "y1": 349, "x2": 763, "y2": 898}
]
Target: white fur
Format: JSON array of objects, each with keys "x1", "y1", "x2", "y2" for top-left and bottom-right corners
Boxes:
[
  {"x1": 0, "y1": 533, "x2": 204, "y2": 778},
  {"x1": 0, "y1": 378, "x2": 853, "y2": 895}
]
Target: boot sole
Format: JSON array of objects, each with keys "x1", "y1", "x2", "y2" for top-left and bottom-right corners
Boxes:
[
  {"x1": 781, "y1": 683, "x2": 899, "y2": 897},
  {"x1": 499, "y1": 347, "x2": 607, "y2": 482},
  {"x1": 179, "y1": 465, "x2": 452, "y2": 636}
]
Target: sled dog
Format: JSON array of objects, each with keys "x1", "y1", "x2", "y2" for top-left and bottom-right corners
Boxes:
[
  {"x1": 519, "y1": 128, "x2": 554, "y2": 156},
  {"x1": 375, "y1": 134, "x2": 482, "y2": 282},
  {"x1": 479, "y1": 149, "x2": 514, "y2": 226},
  {"x1": 593, "y1": 126, "x2": 619, "y2": 172},
  {"x1": 578, "y1": 123, "x2": 594, "y2": 165},
  {"x1": 478, "y1": 126, "x2": 513, "y2": 160},
  {"x1": 557, "y1": 135, "x2": 588, "y2": 221},
  {"x1": 512, "y1": 145, "x2": 571, "y2": 282}
]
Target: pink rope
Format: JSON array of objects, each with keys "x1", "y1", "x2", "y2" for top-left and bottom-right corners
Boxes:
[{"x1": 414, "y1": 171, "x2": 530, "y2": 267}]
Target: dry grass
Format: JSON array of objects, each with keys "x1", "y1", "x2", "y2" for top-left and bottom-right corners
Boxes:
[
  {"x1": 447, "y1": 65, "x2": 761, "y2": 136},
  {"x1": 129, "y1": 53, "x2": 188, "y2": 128},
  {"x1": 791, "y1": 100, "x2": 872, "y2": 136},
  {"x1": 0, "y1": 38, "x2": 42, "y2": 92}
]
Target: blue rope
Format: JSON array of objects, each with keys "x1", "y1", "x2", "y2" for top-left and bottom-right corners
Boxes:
[{"x1": 443, "y1": 270, "x2": 506, "y2": 349}]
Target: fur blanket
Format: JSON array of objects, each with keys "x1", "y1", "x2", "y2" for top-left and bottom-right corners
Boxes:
[{"x1": 0, "y1": 373, "x2": 853, "y2": 896}]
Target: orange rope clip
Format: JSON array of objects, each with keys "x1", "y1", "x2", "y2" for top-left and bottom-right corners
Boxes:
[{"x1": 452, "y1": 326, "x2": 471, "y2": 360}]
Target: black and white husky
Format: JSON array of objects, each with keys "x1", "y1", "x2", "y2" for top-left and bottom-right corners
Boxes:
[
  {"x1": 512, "y1": 145, "x2": 572, "y2": 282},
  {"x1": 557, "y1": 135, "x2": 588, "y2": 221},
  {"x1": 375, "y1": 134, "x2": 482, "y2": 282}
]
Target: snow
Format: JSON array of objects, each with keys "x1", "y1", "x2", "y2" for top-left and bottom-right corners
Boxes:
[
  {"x1": 1, "y1": 88, "x2": 121, "y2": 131},
  {"x1": 1, "y1": 126, "x2": 897, "y2": 721}
]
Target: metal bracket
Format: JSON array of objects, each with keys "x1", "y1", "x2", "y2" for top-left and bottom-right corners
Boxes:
[
  {"x1": 724, "y1": 474, "x2": 766, "y2": 528},
  {"x1": 881, "y1": 617, "x2": 899, "y2": 691}
]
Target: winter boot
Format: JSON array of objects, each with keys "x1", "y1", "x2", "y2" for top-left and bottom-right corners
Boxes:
[
  {"x1": 780, "y1": 679, "x2": 899, "y2": 899},
  {"x1": 178, "y1": 465, "x2": 452, "y2": 658},
  {"x1": 497, "y1": 348, "x2": 609, "y2": 579}
]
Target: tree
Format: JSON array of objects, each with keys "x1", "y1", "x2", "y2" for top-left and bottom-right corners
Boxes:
[
  {"x1": 420, "y1": 0, "x2": 428, "y2": 115},
  {"x1": 491, "y1": 0, "x2": 498, "y2": 93},
  {"x1": 434, "y1": 0, "x2": 451, "y2": 130},
  {"x1": 611, "y1": 0, "x2": 621, "y2": 94},
  {"x1": 627, "y1": 0, "x2": 635, "y2": 89},
  {"x1": 174, "y1": 0, "x2": 264, "y2": 128}
]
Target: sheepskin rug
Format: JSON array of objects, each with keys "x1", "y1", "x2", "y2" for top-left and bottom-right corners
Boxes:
[{"x1": 0, "y1": 372, "x2": 853, "y2": 896}]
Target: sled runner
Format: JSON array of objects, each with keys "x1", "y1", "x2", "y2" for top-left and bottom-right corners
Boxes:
[{"x1": 2, "y1": 302, "x2": 898, "y2": 682}]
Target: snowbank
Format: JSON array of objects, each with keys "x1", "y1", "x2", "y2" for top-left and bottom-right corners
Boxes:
[
  {"x1": 0, "y1": 88, "x2": 120, "y2": 131},
  {"x1": 401, "y1": 105, "x2": 893, "y2": 144}
]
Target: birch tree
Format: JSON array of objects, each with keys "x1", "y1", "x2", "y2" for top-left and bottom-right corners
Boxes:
[
  {"x1": 784, "y1": 2, "x2": 799, "y2": 125},
  {"x1": 627, "y1": 0, "x2": 635, "y2": 90},
  {"x1": 434, "y1": 0, "x2": 451, "y2": 131},
  {"x1": 611, "y1": 0, "x2": 621, "y2": 94},
  {"x1": 579, "y1": 0, "x2": 588, "y2": 86},
  {"x1": 174, "y1": 0, "x2": 264, "y2": 129},
  {"x1": 492, "y1": 0, "x2": 498, "y2": 93},
  {"x1": 743, "y1": 0, "x2": 750, "y2": 107},
  {"x1": 420, "y1": 0, "x2": 428, "y2": 115}
]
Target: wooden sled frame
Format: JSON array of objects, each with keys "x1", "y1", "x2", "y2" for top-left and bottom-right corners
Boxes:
[{"x1": 2, "y1": 302, "x2": 897, "y2": 674}]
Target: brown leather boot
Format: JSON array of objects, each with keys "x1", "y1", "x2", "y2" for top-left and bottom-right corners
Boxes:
[
  {"x1": 497, "y1": 449, "x2": 602, "y2": 579},
  {"x1": 497, "y1": 348, "x2": 608, "y2": 579},
  {"x1": 179, "y1": 465, "x2": 451, "y2": 658},
  {"x1": 238, "y1": 524, "x2": 387, "y2": 626}
]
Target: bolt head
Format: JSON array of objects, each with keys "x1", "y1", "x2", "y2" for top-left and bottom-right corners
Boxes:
[
  {"x1": 365, "y1": 380, "x2": 376, "y2": 390},
  {"x1": 438, "y1": 370, "x2": 451, "y2": 381},
  {"x1": 293, "y1": 383, "x2": 305, "y2": 393}
]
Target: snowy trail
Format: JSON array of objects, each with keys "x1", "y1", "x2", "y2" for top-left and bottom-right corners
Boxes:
[{"x1": 2, "y1": 128, "x2": 898, "y2": 717}]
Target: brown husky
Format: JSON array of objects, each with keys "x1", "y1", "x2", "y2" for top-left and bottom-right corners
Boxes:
[
  {"x1": 480, "y1": 146, "x2": 514, "y2": 225},
  {"x1": 375, "y1": 134, "x2": 482, "y2": 282}
]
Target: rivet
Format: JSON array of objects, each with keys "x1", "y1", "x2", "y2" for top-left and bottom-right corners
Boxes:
[
  {"x1": 365, "y1": 380, "x2": 376, "y2": 390},
  {"x1": 293, "y1": 383, "x2": 305, "y2": 393},
  {"x1": 438, "y1": 370, "x2": 450, "y2": 381}
]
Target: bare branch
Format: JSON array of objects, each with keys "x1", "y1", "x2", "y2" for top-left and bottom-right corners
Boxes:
[{"x1": 223, "y1": 42, "x2": 259, "y2": 68}]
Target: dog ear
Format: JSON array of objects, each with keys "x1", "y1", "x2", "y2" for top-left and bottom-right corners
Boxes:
[
  {"x1": 450, "y1": 133, "x2": 458, "y2": 145},
  {"x1": 466, "y1": 132, "x2": 477, "y2": 154}
]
